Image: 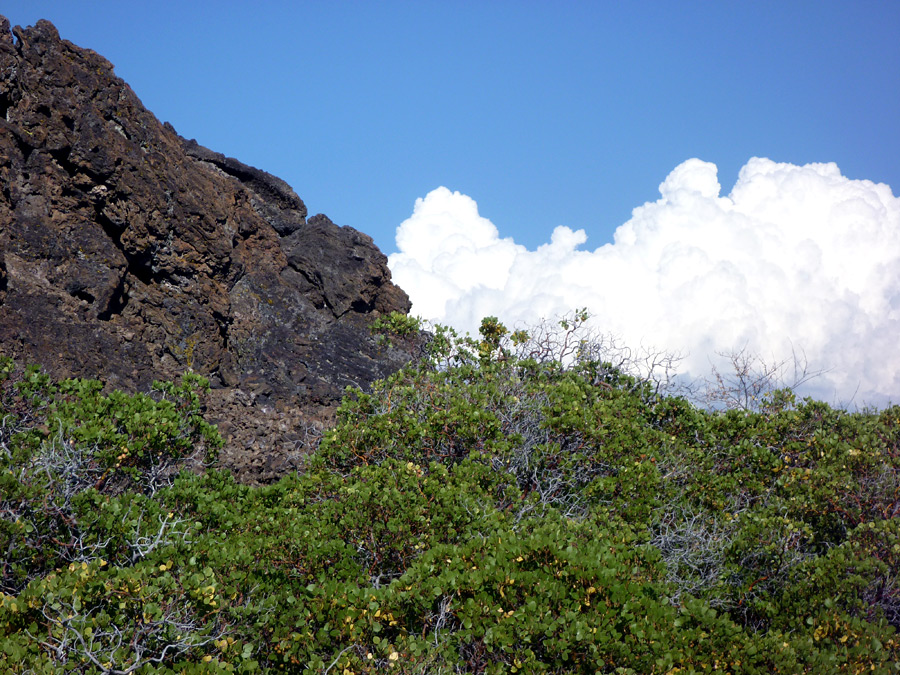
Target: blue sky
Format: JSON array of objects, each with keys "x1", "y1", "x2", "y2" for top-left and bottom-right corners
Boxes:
[
  {"x1": 5, "y1": 1, "x2": 898, "y2": 252},
  {"x1": 5, "y1": 1, "x2": 900, "y2": 405}
]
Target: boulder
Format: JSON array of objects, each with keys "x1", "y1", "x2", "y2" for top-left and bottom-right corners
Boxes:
[{"x1": 0, "y1": 16, "x2": 421, "y2": 482}]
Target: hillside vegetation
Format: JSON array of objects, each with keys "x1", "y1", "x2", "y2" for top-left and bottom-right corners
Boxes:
[{"x1": 1, "y1": 314, "x2": 898, "y2": 674}]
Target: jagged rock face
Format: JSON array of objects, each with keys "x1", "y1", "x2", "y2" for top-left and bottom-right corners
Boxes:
[{"x1": 0, "y1": 17, "x2": 419, "y2": 482}]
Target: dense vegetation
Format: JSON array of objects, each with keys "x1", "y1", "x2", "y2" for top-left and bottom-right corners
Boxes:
[{"x1": 1, "y1": 313, "x2": 898, "y2": 673}]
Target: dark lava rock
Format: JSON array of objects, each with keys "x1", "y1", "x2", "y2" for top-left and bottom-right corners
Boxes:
[{"x1": 0, "y1": 16, "x2": 421, "y2": 482}]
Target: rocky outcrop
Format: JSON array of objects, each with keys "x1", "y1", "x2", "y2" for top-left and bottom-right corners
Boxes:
[{"x1": 0, "y1": 17, "x2": 421, "y2": 482}]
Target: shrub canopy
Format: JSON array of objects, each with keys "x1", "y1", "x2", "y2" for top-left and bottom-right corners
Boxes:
[{"x1": 1, "y1": 315, "x2": 898, "y2": 673}]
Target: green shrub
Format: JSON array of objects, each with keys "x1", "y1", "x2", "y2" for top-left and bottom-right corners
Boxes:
[{"x1": 2, "y1": 312, "x2": 899, "y2": 673}]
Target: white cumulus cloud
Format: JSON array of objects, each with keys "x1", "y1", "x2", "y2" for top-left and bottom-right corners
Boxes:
[{"x1": 388, "y1": 159, "x2": 900, "y2": 407}]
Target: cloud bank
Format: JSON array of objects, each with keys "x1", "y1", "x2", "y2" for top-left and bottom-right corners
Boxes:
[{"x1": 388, "y1": 158, "x2": 900, "y2": 406}]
